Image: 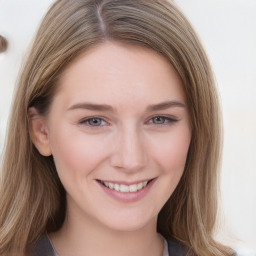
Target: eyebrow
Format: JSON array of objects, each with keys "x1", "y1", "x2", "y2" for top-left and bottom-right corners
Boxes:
[
  {"x1": 67, "y1": 100, "x2": 185, "y2": 112},
  {"x1": 146, "y1": 101, "x2": 186, "y2": 111},
  {"x1": 67, "y1": 103, "x2": 114, "y2": 112}
]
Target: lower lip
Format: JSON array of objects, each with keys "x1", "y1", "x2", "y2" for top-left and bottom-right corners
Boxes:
[{"x1": 97, "y1": 179, "x2": 156, "y2": 203}]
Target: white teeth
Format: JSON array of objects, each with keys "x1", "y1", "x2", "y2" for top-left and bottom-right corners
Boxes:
[
  {"x1": 129, "y1": 184, "x2": 137, "y2": 192},
  {"x1": 114, "y1": 184, "x2": 119, "y2": 191},
  {"x1": 137, "y1": 182, "x2": 143, "y2": 190},
  {"x1": 120, "y1": 184, "x2": 129, "y2": 192},
  {"x1": 101, "y1": 180, "x2": 149, "y2": 192},
  {"x1": 108, "y1": 182, "x2": 114, "y2": 189}
]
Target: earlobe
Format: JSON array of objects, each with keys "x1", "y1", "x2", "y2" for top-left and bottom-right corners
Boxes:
[{"x1": 28, "y1": 107, "x2": 52, "y2": 156}]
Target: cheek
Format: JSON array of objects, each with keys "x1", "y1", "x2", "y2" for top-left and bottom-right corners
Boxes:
[
  {"x1": 150, "y1": 128, "x2": 191, "y2": 175},
  {"x1": 48, "y1": 126, "x2": 110, "y2": 179},
  {"x1": 151, "y1": 129, "x2": 191, "y2": 204}
]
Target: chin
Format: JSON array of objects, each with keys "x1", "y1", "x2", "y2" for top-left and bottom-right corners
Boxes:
[{"x1": 98, "y1": 211, "x2": 157, "y2": 233}]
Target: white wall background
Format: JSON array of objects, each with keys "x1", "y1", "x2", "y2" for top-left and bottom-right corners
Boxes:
[{"x1": 0, "y1": 0, "x2": 255, "y2": 254}]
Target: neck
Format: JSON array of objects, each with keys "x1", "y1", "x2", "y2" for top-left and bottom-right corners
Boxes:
[{"x1": 49, "y1": 201, "x2": 164, "y2": 256}]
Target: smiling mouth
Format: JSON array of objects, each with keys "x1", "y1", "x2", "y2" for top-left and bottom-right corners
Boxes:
[{"x1": 98, "y1": 179, "x2": 153, "y2": 193}]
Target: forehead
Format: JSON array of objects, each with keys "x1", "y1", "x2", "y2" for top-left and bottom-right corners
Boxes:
[{"x1": 55, "y1": 42, "x2": 186, "y2": 107}]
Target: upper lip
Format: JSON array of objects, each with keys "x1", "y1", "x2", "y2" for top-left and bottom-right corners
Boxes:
[{"x1": 96, "y1": 178, "x2": 154, "y2": 185}]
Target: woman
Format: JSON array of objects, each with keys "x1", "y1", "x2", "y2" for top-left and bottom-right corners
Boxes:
[{"x1": 0, "y1": 0, "x2": 235, "y2": 255}]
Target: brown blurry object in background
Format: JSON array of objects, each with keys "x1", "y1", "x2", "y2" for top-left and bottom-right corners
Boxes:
[{"x1": 0, "y1": 35, "x2": 8, "y2": 53}]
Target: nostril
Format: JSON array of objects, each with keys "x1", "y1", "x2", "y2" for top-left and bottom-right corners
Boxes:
[{"x1": 0, "y1": 35, "x2": 8, "y2": 53}]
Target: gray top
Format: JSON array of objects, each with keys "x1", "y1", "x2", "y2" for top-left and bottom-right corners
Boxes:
[{"x1": 28, "y1": 235, "x2": 187, "y2": 256}]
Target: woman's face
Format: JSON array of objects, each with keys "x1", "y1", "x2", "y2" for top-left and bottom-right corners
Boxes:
[{"x1": 35, "y1": 42, "x2": 191, "y2": 232}]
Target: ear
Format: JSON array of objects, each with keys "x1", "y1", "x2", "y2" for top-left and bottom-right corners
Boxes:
[{"x1": 28, "y1": 107, "x2": 52, "y2": 156}]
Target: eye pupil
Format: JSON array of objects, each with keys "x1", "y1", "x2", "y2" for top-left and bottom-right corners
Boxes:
[
  {"x1": 153, "y1": 116, "x2": 165, "y2": 124},
  {"x1": 89, "y1": 118, "x2": 101, "y2": 126}
]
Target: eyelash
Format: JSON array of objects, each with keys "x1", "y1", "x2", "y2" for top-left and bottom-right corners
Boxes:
[
  {"x1": 146, "y1": 115, "x2": 178, "y2": 125},
  {"x1": 78, "y1": 115, "x2": 178, "y2": 128}
]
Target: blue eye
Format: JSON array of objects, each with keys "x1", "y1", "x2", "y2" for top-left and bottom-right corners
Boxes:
[
  {"x1": 80, "y1": 117, "x2": 106, "y2": 127},
  {"x1": 150, "y1": 116, "x2": 177, "y2": 125},
  {"x1": 152, "y1": 116, "x2": 166, "y2": 124},
  {"x1": 88, "y1": 118, "x2": 103, "y2": 126}
]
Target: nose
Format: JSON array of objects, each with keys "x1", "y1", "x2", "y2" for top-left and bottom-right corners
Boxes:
[{"x1": 110, "y1": 125, "x2": 147, "y2": 172}]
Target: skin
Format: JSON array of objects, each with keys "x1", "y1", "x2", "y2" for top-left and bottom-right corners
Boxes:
[{"x1": 30, "y1": 42, "x2": 191, "y2": 256}]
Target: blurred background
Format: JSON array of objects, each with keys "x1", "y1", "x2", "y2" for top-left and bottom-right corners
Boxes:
[{"x1": 0, "y1": 0, "x2": 255, "y2": 254}]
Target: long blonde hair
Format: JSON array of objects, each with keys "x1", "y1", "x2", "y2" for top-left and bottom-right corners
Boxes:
[{"x1": 0, "y1": 0, "x2": 233, "y2": 255}]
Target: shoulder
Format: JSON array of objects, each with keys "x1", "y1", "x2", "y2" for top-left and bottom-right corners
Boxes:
[
  {"x1": 28, "y1": 235, "x2": 57, "y2": 256},
  {"x1": 166, "y1": 237, "x2": 188, "y2": 256}
]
